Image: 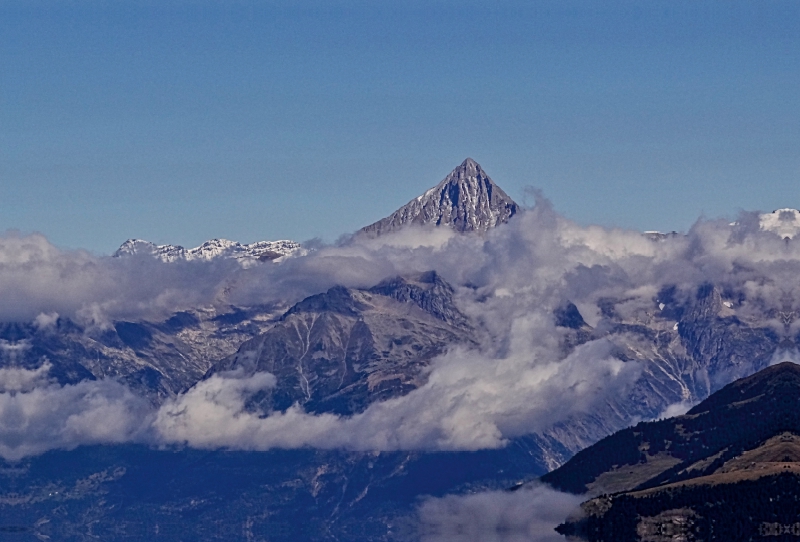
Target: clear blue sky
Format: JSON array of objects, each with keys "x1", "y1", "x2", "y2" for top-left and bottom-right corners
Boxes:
[{"x1": 2, "y1": 0, "x2": 799, "y2": 253}]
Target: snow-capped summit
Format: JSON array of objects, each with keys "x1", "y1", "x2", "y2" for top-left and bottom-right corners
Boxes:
[
  {"x1": 358, "y1": 158, "x2": 519, "y2": 236},
  {"x1": 114, "y1": 238, "x2": 303, "y2": 264},
  {"x1": 114, "y1": 239, "x2": 188, "y2": 262},
  {"x1": 760, "y1": 208, "x2": 800, "y2": 239}
]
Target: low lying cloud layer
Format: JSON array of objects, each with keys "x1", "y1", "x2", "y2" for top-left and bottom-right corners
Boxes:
[
  {"x1": 0, "y1": 340, "x2": 635, "y2": 460},
  {"x1": 0, "y1": 365, "x2": 151, "y2": 461},
  {"x1": 3, "y1": 203, "x2": 798, "y2": 329},
  {"x1": 417, "y1": 483, "x2": 583, "y2": 542},
  {"x1": 0, "y1": 232, "x2": 241, "y2": 326},
  {"x1": 154, "y1": 341, "x2": 637, "y2": 452},
  {"x1": 1, "y1": 200, "x2": 800, "y2": 459}
]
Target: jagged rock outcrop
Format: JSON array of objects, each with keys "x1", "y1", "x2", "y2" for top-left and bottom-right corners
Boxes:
[{"x1": 367, "y1": 270, "x2": 468, "y2": 328}]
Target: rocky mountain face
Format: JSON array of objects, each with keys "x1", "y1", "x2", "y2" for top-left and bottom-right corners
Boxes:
[
  {"x1": 0, "y1": 305, "x2": 286, "y2": 400},
  {"x1": 209, "y1": 271, "x2": 474, "y2": 415},
  {"x1": 115, "y1": 238, "x2": 303, "y2": 264},
  {"x1": 532, "y1": 282, "x2": 780, "y2": 465},
  {"x1": 548, "y1": 362, "x2": 800, "y2": 541},
  {"x1": 0, "y1": 270, "x2": 476, "y2": 413},
  {"x1": 0, "y1": 270, "x2": 578, "y2": 541},
  {"x1": 358, "y1": 158, "x2": 519, "y2": 236},
  {"x1": 1, "y1": 272, "x2": 782, "y2": 459}
]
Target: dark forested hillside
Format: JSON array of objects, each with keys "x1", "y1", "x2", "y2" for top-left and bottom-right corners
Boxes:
[{"x1": 548, "y1": 362, "x2": 800, "y2": 541}]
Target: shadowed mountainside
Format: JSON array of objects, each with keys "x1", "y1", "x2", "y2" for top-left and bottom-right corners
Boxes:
[{"x1": 546, "y1": 362, "x2": 800, "y2": 541}]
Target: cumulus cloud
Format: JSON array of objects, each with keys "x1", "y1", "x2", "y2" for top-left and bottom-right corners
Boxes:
[
  {"x1": 417, "y1": 483, "x2": 583, "y2": 542},
  {"x1": 0, "y1": 335, "x2": 637, "y2": 460},
  {"x1": 0, "y1": 226, "x2": 471, "y2": 326},
  {"x1": 0, "y1": 361, "x2": 52, "y2": 393},
  {"x1": 33, "y1": 312, "x2": 59, "y2": 329}
]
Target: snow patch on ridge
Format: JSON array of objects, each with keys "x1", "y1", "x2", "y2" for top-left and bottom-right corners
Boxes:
[{"x1": 115, "y1": 238, "x2": 303, "y2": 265}]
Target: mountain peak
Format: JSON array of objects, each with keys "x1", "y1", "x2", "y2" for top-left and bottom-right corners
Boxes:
[
  {"x1": 358, "y1": 158, "x2": 519, "y2": 237},
  {"x1": 459, "y1": 156, "x2": 478, "y2": 169},
  {"x1": 442, "y1": 157, "x2": 488, "y2": 186}
]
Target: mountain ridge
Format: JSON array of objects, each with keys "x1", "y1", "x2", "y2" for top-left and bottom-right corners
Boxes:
[{"x1": 114, "y1": 238, "x2": 303, "y2": 264}]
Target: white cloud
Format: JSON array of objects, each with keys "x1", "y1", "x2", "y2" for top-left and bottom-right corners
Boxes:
[
  {"x1": 0, "y1": 231, "x2": 243, "y2": 325},
  {"x1": 417, "y1": 483, "x2": 583, "y2": 542},
  {"x1": 656, "y1": 400, "x2": 695, "y2": 420},
  {"x1": 0, "y1": 367, "x2": 152, "y2": 461},
  {"x1": 0, "y1": 200, "x2": 799, "y2": 459},
  {"x1": 153, "y1": 339, "x2": 639, "y2": 452},
  {"x1": 0, "y1": 362, "x2": 52, "y2": 393},
  {"x1": 33, "y1": 312, "x2": 59, "y2": 329},
  {"x1": 768, "y1": 347, "x2": 800, "y2": 366}
]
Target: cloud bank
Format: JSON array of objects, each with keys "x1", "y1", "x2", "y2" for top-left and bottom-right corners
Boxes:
[
  {"x1": 0, "y1": 338, "x2": 636, "y2": 460},
  {"x1": 0, "y1": 365, "x2": 151, "y2": 461},
  {"x1": 417, "y1": 483, "x2": 583, "y2": 542},
  {"x1": 153, "y1": 341, "x2": 637, "y2": 452},
  {"x1": 0, "y1": 200, "x2": 799, "y2": 459}
]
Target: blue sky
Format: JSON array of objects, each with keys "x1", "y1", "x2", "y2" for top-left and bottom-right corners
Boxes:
[{"x1": 2, "y1": 0, "x2": 799, "y2": 253}]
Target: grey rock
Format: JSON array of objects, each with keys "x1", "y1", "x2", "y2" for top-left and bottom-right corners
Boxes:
[
  {"x1": 0, "y1": 305, "x2": 286, "y2": 401},
  {"x1": 367, "y1": 270, "x2": 469, "y2": 328},
  {"x1": 359, "y1": 158, "x2": 518, "y2": 236},
  {"x1": 209, "y1": 273, "x2": 474, "y2": 415},
  {"x1": 540, "y1": 282, "x2": 781, "y2": 461}
]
